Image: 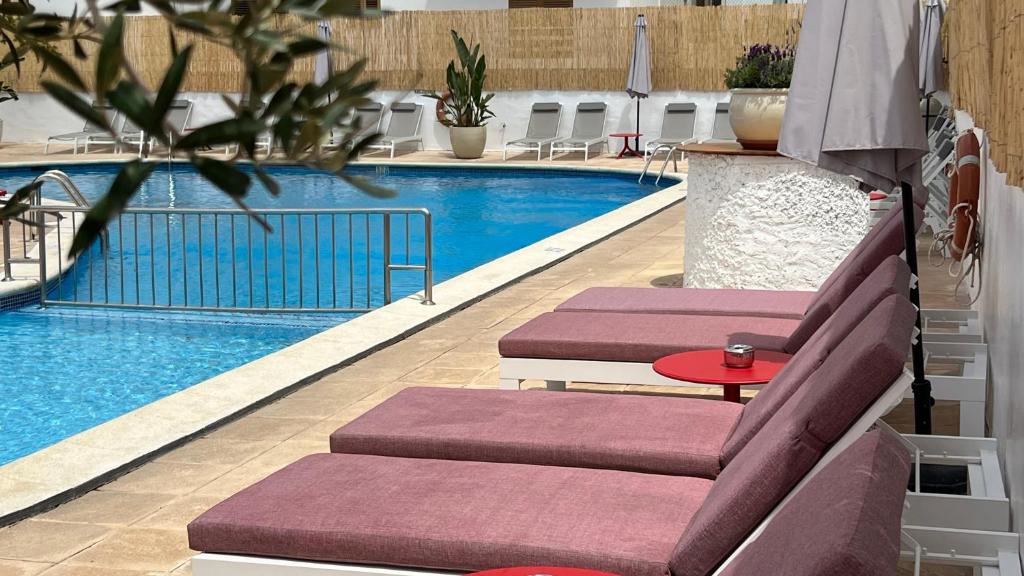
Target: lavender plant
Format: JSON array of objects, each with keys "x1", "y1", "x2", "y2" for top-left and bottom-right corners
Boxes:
[{"x1": 724, "y1": 44, "x2": 795, "y2": 90}]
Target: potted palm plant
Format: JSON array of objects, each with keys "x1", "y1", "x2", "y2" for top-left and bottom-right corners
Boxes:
[
  {"x1": 724, "y1": 43, "x2": 795, "y2": 150},
  {"x1": 427, "y1": 31, "x2": 494, "y2": 159}
]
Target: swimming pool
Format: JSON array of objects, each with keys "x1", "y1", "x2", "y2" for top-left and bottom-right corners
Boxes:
[{"x1": 0, "y1": 163, "x2": 669, "y2": 464}]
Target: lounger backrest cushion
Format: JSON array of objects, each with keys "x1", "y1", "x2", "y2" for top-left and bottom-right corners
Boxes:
[
  {"x1": 572, "y1": 103, "x2": 607, "y2": 140},
  {"x1": 661, "y1": 103, "x2": 697, "y2": 141},
  {"x1": 718, "y1": 430, "x2": 910, "y2": 576},
  {"x1": 86, "y1": 103, "x2": 117, "y2": 133},
  {"x1": 721, "y1": 256, "x2": 911, "y2": 465},
  {"x1": 711, "y1": 102, "x2": 735, "y2": 140},
  {"x1": 669, "y1": 295, "x2": 916, "y2": 576},
  {"x1": 386, "y1": 103, "x2": 422, "y2": 138},
  {"x1": 784, "y1": 203, "x2": 923, "y2": 353},
  {"x1": 353, "y1": 103, "x2": 384, "y2": 137},
  {"x1": 525, "y1": 103, "x2": 562, "y2": 140},
  {"x1": 166, "y1": 100, "x2": 193, "y2": 132}
]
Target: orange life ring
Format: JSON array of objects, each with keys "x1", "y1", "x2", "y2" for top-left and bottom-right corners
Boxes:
[
  {"x1": 950, "y1": 131, "x2": 980, "y2": 261},
  {"x1": 435, "y1": 91, "x2": 453, "y2": 127}
]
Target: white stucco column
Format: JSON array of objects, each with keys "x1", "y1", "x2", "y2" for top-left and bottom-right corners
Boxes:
[{"x1": 682, "y1": 143, "x2": 869, "y2": 290}]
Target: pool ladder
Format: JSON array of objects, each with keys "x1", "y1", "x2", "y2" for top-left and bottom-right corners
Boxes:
[
  {"x1": 2, "y1": 170, "x2": 92, "y2": 282},
  {"x1": 638, "y1": 144, "x2": 680, "y2": 186}
]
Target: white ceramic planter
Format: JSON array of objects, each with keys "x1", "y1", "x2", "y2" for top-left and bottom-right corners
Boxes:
[
  {"x1": 449, "y1": 126, "x2": 487, "y2": 159},
  {"x1": 728, "y1": 88, "x2": 788, "y2": 150}
]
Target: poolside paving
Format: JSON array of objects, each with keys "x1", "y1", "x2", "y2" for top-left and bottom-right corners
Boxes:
[{"x1": 0, "y1": 145, "x2": 971, "y2": 575}]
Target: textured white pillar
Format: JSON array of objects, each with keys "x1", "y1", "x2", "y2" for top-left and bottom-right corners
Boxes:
[{"x1": 684, "y1": 151, "x2": 869, "y2": 290}]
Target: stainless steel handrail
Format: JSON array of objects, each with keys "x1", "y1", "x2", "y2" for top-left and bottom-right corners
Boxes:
[
  {"x1": 639, "y1": 143, "x2": 679, "y2": 185},
  {"x1": 27, "y1": 204, "x2": 434, "y2": 313},
  {"x1": 2, "y1": 171, "x2": 91, "y2": 281}
]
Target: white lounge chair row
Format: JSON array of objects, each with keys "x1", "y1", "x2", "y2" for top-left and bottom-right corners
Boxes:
[
  {"x1": 45, "y1": 100, "x2": 193, "y2": 157},
  {"x1": 504, "y1": 101, "x2": 737, "y2": 163}
]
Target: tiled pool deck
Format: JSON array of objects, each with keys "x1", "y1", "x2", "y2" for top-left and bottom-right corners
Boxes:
[{"x1": 0, "y1": 145, "x2": 968, "y2": 576}]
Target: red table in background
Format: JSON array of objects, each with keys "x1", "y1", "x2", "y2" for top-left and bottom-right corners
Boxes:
[
  {"x1": 609, "y1": 133, "x2": 643, "y2": 159},
  {"x1": 653, "y1": 349, "x2": 792, "y2": 403},
  {"x1": 468, "y1": 568, "x2": 620, "y2": 576}
]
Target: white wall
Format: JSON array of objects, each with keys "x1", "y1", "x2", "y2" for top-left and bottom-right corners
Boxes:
[
  {"x1": 955, "y1": 109, "x2": 1024, "y2": 538},
  {"x1": 3, "y1": 89, "x2": 728, "y2": 151}
]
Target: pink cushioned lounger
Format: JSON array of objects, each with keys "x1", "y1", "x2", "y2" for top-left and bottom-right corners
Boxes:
[
  {"x1": 498, "y1": 255, "x2": 910, "y2": 363},
  {"x1": 191, "y1": 414, "x2": 911, "y2": 576},
  {"x1": 555, "y1": 203, "x2": 923, "y2": 321},
  {"x1": 327, "y1": 294, "x2": 911, "y2": 484}
]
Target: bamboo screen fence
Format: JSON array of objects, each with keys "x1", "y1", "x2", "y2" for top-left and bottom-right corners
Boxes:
[
  {"x1": 945, "y1": 0, "x2": 1024, "y2": 187},
  {"x1": 2, "y1": 5, "x2": 802, "y2": 94}
]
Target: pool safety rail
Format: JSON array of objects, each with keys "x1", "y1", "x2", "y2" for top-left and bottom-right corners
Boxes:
[{"x1": 19, "y1": 204, "x2": 434, "y2": 313}]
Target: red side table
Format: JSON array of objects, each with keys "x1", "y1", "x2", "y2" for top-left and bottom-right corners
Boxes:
[
  {"x1": 653, "y1": 349, "x2": 792, "y2": 403},
  {"x1": 468, "y1": 568, "x2": 620, "y2": 576},
  {"x1": 610, "y1": 133, "x2": 643, "y2": 159}
]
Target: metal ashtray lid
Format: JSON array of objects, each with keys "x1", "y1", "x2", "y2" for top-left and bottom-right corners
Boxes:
[{"x1": 724, "y1": 344, "x2": 756, "y2": 368}]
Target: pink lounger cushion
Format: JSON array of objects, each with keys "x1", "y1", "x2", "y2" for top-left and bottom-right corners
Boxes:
[
  {"x1": 553, "y1": 204, "x2": 923, "y2": 336},
  {"x1": 498, "y1": 312, "x2": 799, "y2": 363},
  {"x1": 556, "y1": 287, "x2": 815, "y2": 319},
  {"x1": 331, "y1": 387, "x2": 743, "y2": 478},
  {"x1": 718, "y1": 429, "x2": 910, "y2": 576},
  {"x1": 188, "y1": 453, "x2": 712, "y2": 576}
]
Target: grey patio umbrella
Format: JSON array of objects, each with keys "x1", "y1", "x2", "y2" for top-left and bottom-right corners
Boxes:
[
  {"x1": 626, "y1": 14, "x2": 651, "y2": 151},
  {"x1": 778, "y1": 0, "x2": 934, "y2": 433}
]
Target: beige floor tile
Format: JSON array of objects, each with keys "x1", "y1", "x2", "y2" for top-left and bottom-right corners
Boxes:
[
  {"x1": 0, "y1": 521, "x2": 110, "y2": 563},
  {"x1": 39, "y1": 566, "x2": 146, "y2": 576},
  {"x1": 202, "y1": 416, "x2": 318, "y2": 442},
  {"x1": 0, "y1": 560, "x2": 51, "y2": 576},
  {"x1": 399, "y1": 365, "x2": 489, "y2": 385},
  {"x1": 132, "y1": 495, "x2": 226, "y2": 530},
  {"x1": 36, "y1": 492, "x2": 176, "y2": 526},
  {"x1": 155, "y1": 439, "x2": 275, "y2": 468},
  {"x1": 98, "y1": 462, "x2": 234, "y2": 496},
  {"x1": 193, "y1": 441, "x2": 325, "y2": 497},
  {"x1": 63, "y1": 528, "x2": 192, "y2": 572},
  {"x1": 249, "y1": 396, "x2": 346, "y2": 420}
]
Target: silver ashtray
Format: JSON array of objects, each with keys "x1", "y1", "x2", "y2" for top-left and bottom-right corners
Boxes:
[{"x1": 724, "y1": 344, "x2": 755, "y2": 368}]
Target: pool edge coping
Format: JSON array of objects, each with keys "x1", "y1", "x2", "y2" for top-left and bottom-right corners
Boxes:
[{"x1": 0, "y1": 169, "x2": 686, "y2": 526}]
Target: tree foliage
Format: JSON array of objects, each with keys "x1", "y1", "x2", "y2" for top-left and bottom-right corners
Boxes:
[{"x1": 0, "y1": 0, "x2": 391, "y2": 255}]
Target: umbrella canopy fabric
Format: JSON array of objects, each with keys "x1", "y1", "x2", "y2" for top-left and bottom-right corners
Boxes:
[
  {"x1": 777, "y1": 0, "x2": 929, "y2": 194},
  {"x1": 626, "y1": 14, "x2": 651, "y2": 99},
  {"x1": 314, "y1": 19, "x2": 333, "y2": 89},
  {"x1": 920, "y1": 0, "x2": 946, "y2": 96}
]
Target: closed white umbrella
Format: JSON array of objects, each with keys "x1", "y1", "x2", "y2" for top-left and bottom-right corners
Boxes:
[
  {"x1": 778, "y1": 0, "x2": 935, "y2": 433},
  {"x1": 625, "y1": 14, "x2": 651, "y2": 151},
  {"x1": 315, "y1": 19, "x2": 333, "y2": 97},
  {"x1": 920, "y1": 0, "x2": 946, "y2": 97}
]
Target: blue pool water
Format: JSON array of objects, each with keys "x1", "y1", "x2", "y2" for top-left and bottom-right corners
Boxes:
[{"x1": 0, "y1": 163, "x2": 667, "y2": 464}]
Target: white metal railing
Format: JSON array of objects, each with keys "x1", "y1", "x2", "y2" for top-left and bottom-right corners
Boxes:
[{"x1": 22, "y1": 204, "x2": 433, "y2": 313}]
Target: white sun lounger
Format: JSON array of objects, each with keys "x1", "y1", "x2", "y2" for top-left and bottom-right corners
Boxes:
[
  {"x1": 549, "y1": 102, "x2": 608, "y2": 162},
  {"x1": 503, "y1": 102, "x2": 562, "y2": 161},
  {"x1": 119, "y1": 99, "x2": 193, "y2": 157},
  {"x1": 644, "y1": 102, "x2": 698, "y2": 157},
  {"x1": 44, "y1": 102, "x2": 119, "y2": 155},
  {"x1": 365, "y1": 103, "x2": 423, "y2": 158}
]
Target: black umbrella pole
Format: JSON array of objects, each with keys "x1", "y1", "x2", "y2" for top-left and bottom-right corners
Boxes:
[
  {"x1": 901, "y1": 180, "x2": 933, "y2": 434},
  {"x1": 636, "y1": 100, "x2": 641, "y2": 152}
]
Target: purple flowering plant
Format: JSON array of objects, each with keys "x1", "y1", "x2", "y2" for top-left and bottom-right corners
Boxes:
[{"x1": 724, "y1": 43, "x2": 796, "y2": 89}]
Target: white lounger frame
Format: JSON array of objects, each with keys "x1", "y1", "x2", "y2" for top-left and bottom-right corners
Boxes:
[
  {"x1": 500, "y1": 335, "x2": 988, "y2": 436},
  {"x1": 192, "y1": 370, "x2": 1011, "y2": 576},
  {"x1": 901, "y1": 526, "x2": 1021, "y2": 576}
]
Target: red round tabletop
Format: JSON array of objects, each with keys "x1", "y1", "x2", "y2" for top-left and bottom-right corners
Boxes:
[
  {"x1": 653, "y1": 349, "x2": 792, "y2": 403},
  {"x1": 467, "y1": 568, "x2": 620, "y2": 576},
  {"x1": 609, "y1": 133, "x2": 643, "y2": 159},
  {"x1": 609, "y1": 132, "x2": 642, "y2": 138}
]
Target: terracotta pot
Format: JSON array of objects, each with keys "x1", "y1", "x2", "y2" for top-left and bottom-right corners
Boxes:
[
  {"x1": 728, "y1": 88, "x2": 788, "y2": 150},
  {"x1": 450, "y1": 126, "x2": 487, "y2": 159}
]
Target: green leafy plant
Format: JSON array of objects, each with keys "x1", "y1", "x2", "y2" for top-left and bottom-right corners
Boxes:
[
  {"x1": 426, "y1": 30, "x2": 494, "y2": 128},
  {"x1": 0, "y1": 0, "x2": 392, "y2": 255},
  {"x1": 724, "y1": 44, "x2": 795, "y2": 90}
]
